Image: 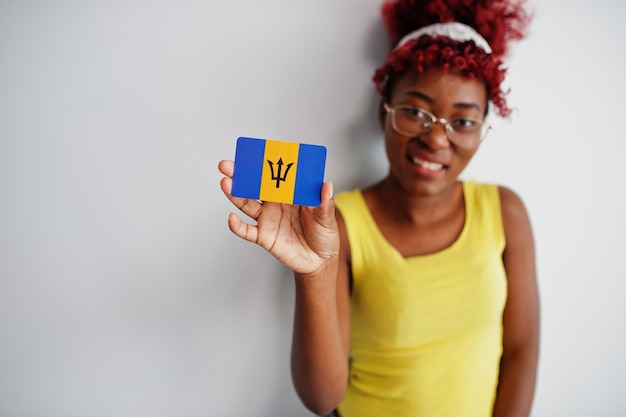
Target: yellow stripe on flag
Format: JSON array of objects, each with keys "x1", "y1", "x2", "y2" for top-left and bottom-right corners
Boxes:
[{"x1": 260, "y1": 140, "x2": 300, "y2": 204}]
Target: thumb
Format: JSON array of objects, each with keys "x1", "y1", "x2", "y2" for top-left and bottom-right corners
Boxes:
[{"x1": 315, "y1": 181, "x2": 336, "y2": 227}]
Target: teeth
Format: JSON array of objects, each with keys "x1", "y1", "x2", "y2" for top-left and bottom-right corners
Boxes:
[{"x1": 411, "y1": 156, "x2": 444, "y2": 171}]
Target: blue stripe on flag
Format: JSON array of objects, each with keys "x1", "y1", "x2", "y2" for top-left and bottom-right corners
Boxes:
[
  {"x1": 231, "y1": 137, "x2": 265, "y2": 200},
  {"x1": 293, "y1": 143, "x2": 327, "y2": 206}
]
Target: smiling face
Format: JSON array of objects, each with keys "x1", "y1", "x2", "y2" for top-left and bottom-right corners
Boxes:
[{"x1": 380, "y1": 67, "x2": 488, "y2": 197}]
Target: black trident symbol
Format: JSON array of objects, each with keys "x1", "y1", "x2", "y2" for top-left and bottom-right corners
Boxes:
[{"x1": 267, "y1": 157, "x2": 294, "y2": 188}]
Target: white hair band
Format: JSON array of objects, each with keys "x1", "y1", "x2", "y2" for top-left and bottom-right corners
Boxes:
[{"x1": 395, "y1": 22, "x2": 492, "y2": 54}]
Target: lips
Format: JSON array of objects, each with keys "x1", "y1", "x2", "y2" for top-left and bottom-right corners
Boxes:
[{"x1": 410, "y1": 155, "x2": 447, "y2": 172}]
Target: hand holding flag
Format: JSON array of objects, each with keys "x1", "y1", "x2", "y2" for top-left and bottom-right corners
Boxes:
[{"x1": 218, "y1": 139, "x2": 338, "y2": 275}]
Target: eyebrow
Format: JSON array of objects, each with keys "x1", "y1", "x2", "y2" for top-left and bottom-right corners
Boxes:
[
  {"x1": 405, "y1": 91, "x2": 434, "y2": 103},
  {"x1": 405, "y1": 91, "x2": 483, "y2": 113}
]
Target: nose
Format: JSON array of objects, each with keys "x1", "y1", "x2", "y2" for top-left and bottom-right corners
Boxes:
[{"x1": 419, "y1": 120, "x2": 451, "y2": 149}]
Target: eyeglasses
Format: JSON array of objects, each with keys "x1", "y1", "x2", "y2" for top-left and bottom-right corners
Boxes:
[{"x1": 384, "y1": 102, "x2": 492, "y2": 148}]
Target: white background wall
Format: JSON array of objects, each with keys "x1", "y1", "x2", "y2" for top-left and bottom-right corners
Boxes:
[{"x1": 1, "y1": 0, "x2": 625, "y2": 416}]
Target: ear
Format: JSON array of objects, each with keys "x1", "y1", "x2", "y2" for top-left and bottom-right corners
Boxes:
[{"x1": 377, "y1": 99, "x2": 387, "y2": 130}]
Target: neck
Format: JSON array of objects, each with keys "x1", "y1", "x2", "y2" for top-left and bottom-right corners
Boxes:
[{"x1": 366, "y1": 177, "x2": 463, "y2": 226}]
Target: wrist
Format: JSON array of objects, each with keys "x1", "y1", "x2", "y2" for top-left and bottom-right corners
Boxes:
[{"x1": 294, "y1": 257, "x2": 338, "y2": 287}]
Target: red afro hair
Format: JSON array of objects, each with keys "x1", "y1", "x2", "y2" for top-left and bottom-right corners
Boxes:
[{"x1": 373, "y1": 0, "x2": 532, "y2": 118}]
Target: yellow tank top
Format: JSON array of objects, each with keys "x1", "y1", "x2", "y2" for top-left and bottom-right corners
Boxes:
[{"x1": 334, "y1": 181, "x2": 507, "y2": 417}]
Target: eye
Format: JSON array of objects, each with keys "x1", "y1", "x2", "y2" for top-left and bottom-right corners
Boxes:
[
  {"x1": 451, "y1": 118, "x2": 481, "y2": 132},
  {"x1": 398, "y1": 107, "x2": 431, "y2": 123}
]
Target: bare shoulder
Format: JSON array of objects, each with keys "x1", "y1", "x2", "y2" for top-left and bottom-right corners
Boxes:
[
  {"x1": 498, "y1": 185, "x2": 532, "y2": 240},
  {"x1": 498, "y1": 185, "x2": 529, "y2": 219},
  {"x1": 497, "y1": 185, "x2": 536, "y2": 288},
  {"x1": 497, "y1": 185, "x2": 536, "y2": 289}
]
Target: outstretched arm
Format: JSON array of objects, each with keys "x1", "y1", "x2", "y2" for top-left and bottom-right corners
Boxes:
[
  {"x1": 290, "y1": 207, "x2": 351, "y2": 415},
  {"x1": 219, "y1": 160, "x2": 351, "y2": 415},
  {"x1": 493, "y1": 187, "x2": 540, "y2": 417}
]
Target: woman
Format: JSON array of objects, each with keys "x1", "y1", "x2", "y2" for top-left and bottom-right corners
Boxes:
[{"x1": 218, "y1": 0, "x2": 539, "y2": 416}]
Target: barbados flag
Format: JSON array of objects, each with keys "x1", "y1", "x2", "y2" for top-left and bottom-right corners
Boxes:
[{"x1": 231, "y1": 137, "x2": 327, "y2": 207}]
